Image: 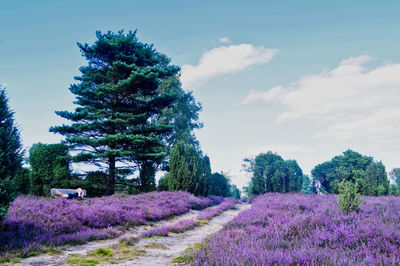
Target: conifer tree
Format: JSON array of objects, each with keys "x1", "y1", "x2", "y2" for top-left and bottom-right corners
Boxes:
[
  {"x1": 168, "y1": 141, "x2": 201, "y2": 195},
  {"x1": 51, "y1": 30, "x2": 180, "y2": 194},
  {"x1": 0, "y1": 87, "x2": 23, "y2": 220}
]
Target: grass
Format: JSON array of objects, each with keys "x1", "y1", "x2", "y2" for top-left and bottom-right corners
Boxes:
[
  {"x1": 172, "y1": 243, "x2": 201, "y2": 264},
  {"x1": 9, "y1": 257, "x2": 22, "y2": 264},
  {"x1": 144, "y1": 242, "x2": 169, "y2": 249},
  {"x1": 67, "y1": 244, "x2": 145, "y2": 265},
  {"x1": 194, "y1": 219, "x2": 208, "y2": 226}
]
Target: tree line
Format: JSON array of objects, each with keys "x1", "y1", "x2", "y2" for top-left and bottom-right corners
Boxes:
[
  {"x1": 245, "y1": 149, "x2": 400, "y2": 197},
  {"x1": 0, "y1": 30, "x2": 239, "y2": 221}
]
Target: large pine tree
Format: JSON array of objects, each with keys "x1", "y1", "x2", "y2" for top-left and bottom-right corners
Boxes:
[
  {"x1": 51, "y1": 30, "x2": 180, "y2": 194},
  {"x1": 0, "y1": 87, "x2": 22, "y2": 220}
]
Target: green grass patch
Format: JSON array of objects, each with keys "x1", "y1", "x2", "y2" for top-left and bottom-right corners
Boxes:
[
  {"x1": 90, "y1": 248, "x2": 113, "y2": 257},
  {"x1": 67, "y1": 245, "x2": 145, "y2": 265},
  {"x1": 172, "y1": 243, "x2": 202, "y2": 264},
  {"x1": 145, "y1": 242, "x2": 169, "y2": 249},
  {"x1": 9, "y1": 257, "x2": 22, "y2": 264},
  {"x1": 68, "y1": 257, "x2": 100, "y2": 265},
  {"x1": 194, "y1": 219, "x2": 209, "y2": 226}
]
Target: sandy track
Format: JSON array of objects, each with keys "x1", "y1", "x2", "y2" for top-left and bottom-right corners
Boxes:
[
  {"x1": 115, "y1": 203, "x2": 250, "y2": 266},
  {"x1": 16, "y1": 208, "x2": 204, "y2": 266},
  {"x1": 15, "y1": 203, "x2": 250, "y2": 266}
]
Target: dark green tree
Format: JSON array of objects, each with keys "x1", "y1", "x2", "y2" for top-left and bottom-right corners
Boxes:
[
  {"x1": 198, "y1": 155, "x2": 212, "y2": 196},
  {"x1": 364, "y1": 161, "x2": 389, "y2": 196},
  {"x1": 209, "y1": 172, "x2": 231, "y2": 197},
  {"x1": 390, "y1": 168, "x2": 400, "y2": 193},
  {"x1": 83, "y1": 171, "x2": 108, "y2": 197},
  {"x1": 51, "y1": 30, "x2": 181, "y2": 194},
  {"x1": 0, "y1": 87, "x2": 23, "y2": 220},
  {"x1": 157, "y1": 173, "x2": 170, "y2": 191},
  {"x1": 157, "y1": 77, "x2": 202, "y2": 148},
  {"x1": 246, "y1": 152, "x2": 303, "y2": 195},
  {"x1": 167, "y1": 141, "x2": 202, "y2": 195},
  {"x1": 13, "y1": 168, "x2": 31, "y2": 195},
  {"x1": 29, "y1": 143, "x2": 72, "y2": 196},
  {"x1": 230, "y1": 184, "x2": 241, "y2": 199},
  {"x1": 389, "y1": 184, "x2": 399, "y2": 196},
  {"x1": 312, "y1": 150, "x2": 389, "y2": 195}
]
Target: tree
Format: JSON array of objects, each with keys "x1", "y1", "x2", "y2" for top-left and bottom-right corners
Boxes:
[
  {"x1": 157, "y1": 173, "x2": 170, "y2": 191},
  {"x1": 167, "y1": 141, "x2": 205, "y2": 195},
  {"x1": 312, "y1": 150, "x2": 390, "y2": 195},
  {"x1": 13, "y1": 168, "x2": 31, "y2": 195},
  {"x1": 29, "y1": 143, "x2": 72, "y2": 196},
  {"x1": 230, "y1": 184, "x2": 241, "y2": 199},
  {"x1": 364, "y1": 161, "x2": 389, "y2": 196},
  {"x1": 83, "y1": 171, "x2": 108, "y2": 197},
  {"x1": 209, "y1": 172, "x2": 230, "y2": 197},
  {"x1": 157, "y1": 77, "x2": 202, "y2": 150},
  {"x1": 389, "y1": 184, "x2": 399, "y2": 196},
  {"x1": 198, "y1": 155, "x2": 212, "y2": 196},
  {"x1": 0, "y1": 87, "x2": 23, "y2": 220},
  {"x1": 301, "y1": 175, "x2": 314, "y2": 194},
  {"x1": 246, "y1": 152, "x2": 303, "y2": 195},
  {"x1": 51, "y1": 30, "x2": 181, "y2": 194},
  {"x1": 390, "y1": 168, "x2": 400, "y2": 193}
]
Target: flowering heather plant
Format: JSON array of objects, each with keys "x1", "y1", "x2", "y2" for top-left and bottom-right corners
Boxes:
[
  {"x1": 195, "y1": 198, "x2": 237, "y2": 220},
  {"x1": 0, "y1": 191, "x2": 215, "y2": 259},
  {"x1": 186, "y1": 193, "x2": 400, "y2": 265},
  {"x1": 140, "y1": 198, "x2": 238, "y2": 238}
]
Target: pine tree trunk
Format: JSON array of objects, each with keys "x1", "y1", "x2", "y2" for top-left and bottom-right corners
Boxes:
[
  {"x1": 139, "y1": 162, "x2": 156, "y2": 192},
  {"x1": 107, "y1": 156, "x2": 115, "y2": 195}
]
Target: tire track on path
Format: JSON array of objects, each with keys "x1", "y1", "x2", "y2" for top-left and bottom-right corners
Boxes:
[{"x1": 115, "y1": 203, "x2": 251, "y2": 266}]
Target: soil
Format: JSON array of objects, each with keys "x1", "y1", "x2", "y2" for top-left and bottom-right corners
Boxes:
[{"x1": 14, "y1": 203, "x2": 250, "y2": 266}]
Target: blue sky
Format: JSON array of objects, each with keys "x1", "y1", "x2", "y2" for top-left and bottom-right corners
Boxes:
[{"x1": 2, "y1": 1, "x2": 400, "y2": 187}]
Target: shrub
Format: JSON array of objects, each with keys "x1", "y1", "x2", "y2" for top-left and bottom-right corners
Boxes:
[{"x1": 338, "y1": 180, "x2": 360, "y2": 214}]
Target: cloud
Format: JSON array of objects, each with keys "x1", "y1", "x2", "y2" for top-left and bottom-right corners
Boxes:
[
  {"x1": 242, "y1": 55, "x2": 400, "y2": 142},
  {"x1": 246, "y1": 145, "x2": 315, "y2": 157},
  {"x1": 218, "y1": 37, "x2": 231, "y2": 44},
  {"x1": 180, "y1": 44, "x2": 278, "y2": 91}
]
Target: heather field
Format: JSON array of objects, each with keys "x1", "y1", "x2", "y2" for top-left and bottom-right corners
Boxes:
[
  {"x1": 0, "y1": 191, "x2": 222, "y2": 259},
  {"x1": 184, "y1": 193, "x2": 400, "y2": 265}
]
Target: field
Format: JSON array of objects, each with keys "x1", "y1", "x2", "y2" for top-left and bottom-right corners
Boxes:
[
  {"x1": 0, "y1": 191, "x2": 222, "y2": 259},
  {"x1": 3, "y1": 192, "x2": 400, "y2": 265},
  {"x1": 184, "y1": 193, "x2": 400, "y2": 265}
]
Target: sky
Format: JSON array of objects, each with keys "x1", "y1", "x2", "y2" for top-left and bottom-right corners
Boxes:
[{"x1": 1, "y1": 0, "x2": 400, "y2": 188}]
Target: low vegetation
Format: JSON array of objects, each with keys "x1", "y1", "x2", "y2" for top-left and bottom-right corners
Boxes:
[
  {"x1": 182, "y1": 193, "x2": 400, "y2": 265},
  {"x1": 0, "y1": 191, "x2": 219, "y2": 261},
  {"x1": 68, "y1": 244, "x2": 145, "y2": 265},
  {"x1": 139, "y1": 198, "x2": 237, "y2": 238}
]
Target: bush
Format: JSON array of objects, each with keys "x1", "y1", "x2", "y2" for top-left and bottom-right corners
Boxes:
[
  {"x1": 338, "y1": 180, "x2": 360, "y2": 214},
  {"x1": 29, "y1": 143, "x2": 72, "y2": 196},
  {"x1": 157, "y1": 174, "x2": 170, "y2": 191},
  {"x1": 389, "y1": 184, "x2": 399, "y2": 196},
  {"x1": 377, "y1": 184, "x2": 387, "y2": 196}
]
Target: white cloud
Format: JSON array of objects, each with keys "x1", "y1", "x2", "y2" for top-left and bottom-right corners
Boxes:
[
  {"x1": 218, "y1": 37, "x2": 231, "y2": 44},
  {"x1": 180, "y1": 44, "x2": 278, "y2": 91},
  {"x1": 246, "y1": 144, "x2": 315, "y2": 157},
  {"x1": 242, "y1": 55, "x2": 400, "y2": 142}
]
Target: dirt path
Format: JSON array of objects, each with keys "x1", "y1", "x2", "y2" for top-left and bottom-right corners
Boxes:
[
  {"x1": 16, "y1": 203, "x2": 250, "y2": 266},
  {"x1": 115, "y1": 203, "x2": 250, "y2": 266},
  {"x1": 15, "y1": 208, "x2": 205, "y2": 266}
]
